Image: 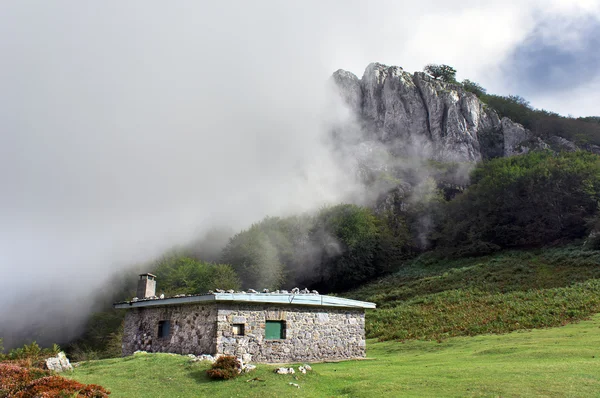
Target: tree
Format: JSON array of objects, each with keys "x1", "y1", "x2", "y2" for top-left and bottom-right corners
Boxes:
[
  {"x1": 424, "y1": 64, "x2": 457, "y2": 83},
  {"x1": 153, "y1": 256, "x2": 241, "y2": 295},
  {"x1": 220, "y1": 222, "x2": 286, "y2": 290},
  {"x1": 309, "y1": 204, "x2": 380, "y2": 291}
]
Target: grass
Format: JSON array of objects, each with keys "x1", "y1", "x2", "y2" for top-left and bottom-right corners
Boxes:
[
  {"x1": 346, "y1": 246, "x2": 600, "y2": 341},
  {"x1": 69, "y1": 314, "x2": 600, "y2": 397}
]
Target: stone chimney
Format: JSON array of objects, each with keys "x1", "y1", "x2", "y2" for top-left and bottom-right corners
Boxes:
[{"x1": 137, "y1": 273, "x2": 156, "y2": 298}]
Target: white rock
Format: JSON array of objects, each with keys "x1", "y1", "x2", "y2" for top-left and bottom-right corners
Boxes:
[
  {"x1": 45, "y1": 352, "x2": 73, "y2": 373},
  {"x1": 243, "y1": 364, "x2": 257, "y2": 373},
  {"x1": 275, "y1": 367, "x2": 295, "y2": 374}
]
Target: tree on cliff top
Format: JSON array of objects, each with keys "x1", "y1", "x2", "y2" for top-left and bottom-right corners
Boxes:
[{"x1": 424, "y1": 64, "x2": 457, "y2": 83}]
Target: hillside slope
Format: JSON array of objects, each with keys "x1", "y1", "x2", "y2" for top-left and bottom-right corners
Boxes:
[{"x1": 346, "y1": 246, "x2": 600, "y2": 341}]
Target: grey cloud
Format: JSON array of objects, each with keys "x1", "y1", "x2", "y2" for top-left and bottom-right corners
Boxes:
[{"x1": 502, "y1": 14, "x2": 600, "y2": 99}]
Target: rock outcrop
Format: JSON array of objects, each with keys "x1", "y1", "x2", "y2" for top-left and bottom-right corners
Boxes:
[{"x1": 332, "y1": 63, "x2": 544, "y2": 162}]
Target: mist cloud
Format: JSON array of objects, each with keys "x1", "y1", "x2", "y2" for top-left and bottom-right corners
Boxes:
[{"x1": 1, "y1": 0, "x2": 598, "y2": 347}]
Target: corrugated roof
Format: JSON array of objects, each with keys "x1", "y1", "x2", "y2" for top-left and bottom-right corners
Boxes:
[{"x1": 113, "y1": 293, "x2": 376, "y2": 309}]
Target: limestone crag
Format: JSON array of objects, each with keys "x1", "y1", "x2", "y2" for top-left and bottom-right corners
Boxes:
[{"x1": 332, "y1": 63, "x2": 543, "y2": 162}]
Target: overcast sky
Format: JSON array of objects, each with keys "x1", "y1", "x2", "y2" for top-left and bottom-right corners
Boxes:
[{"x1": 1, "y1": 0, "x2": 599, "y2": 346}]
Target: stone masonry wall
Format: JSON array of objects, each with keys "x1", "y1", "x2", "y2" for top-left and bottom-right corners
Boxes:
[
  {"x1": 122, "y1": 304, "x2": 217, "y2": 356},
  {"x1": 216, "y1": 303, "x2": 366, "y2": 363}
]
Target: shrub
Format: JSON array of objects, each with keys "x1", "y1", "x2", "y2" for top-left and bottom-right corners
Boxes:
[
  {"x1": 11, "y1": 375, "x2": 110, "y2": 397},
  {"x1": 206, "y1": 356, "x2": 241, "y2": 380},
  {"x1": 2, "y1": 341, "x2": 61, "y2": 369},
  {"x1": 462, "y1": 79, "x2": 487, "y2": 97},
  {"x1": 0, "y1": 363, "x2": 110, "y2": 397}
]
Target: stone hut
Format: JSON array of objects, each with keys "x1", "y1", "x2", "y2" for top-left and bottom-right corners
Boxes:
[{"x1": 114, "y1": 275, "x2": 376, "y2": 363}]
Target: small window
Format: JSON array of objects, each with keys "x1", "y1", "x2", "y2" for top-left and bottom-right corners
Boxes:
[
  {"x1": 232, "y1": 324, "x2": 245, "y2": 336},
  {"x1": 265, "y1": 320, "x2": 285, "y2": 340},
  {"x1": 158, "y1": 320, "x2": 170, "y2": 338}
]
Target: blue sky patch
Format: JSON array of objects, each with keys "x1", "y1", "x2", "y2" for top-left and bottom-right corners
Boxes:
[{"x1": 504, "y1": 16, "x2": 600, "y2": 96}]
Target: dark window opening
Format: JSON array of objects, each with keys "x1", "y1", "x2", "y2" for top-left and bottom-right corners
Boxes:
[
  {"x1": 232, "y1": 324, "x2": 245, "y2": 336},
  {"x1": 158, "y1": 320, "x2": 170, "y2": 338},
  {"x1": 265, "y1": 320, "x2": 285, "y2": 339}
]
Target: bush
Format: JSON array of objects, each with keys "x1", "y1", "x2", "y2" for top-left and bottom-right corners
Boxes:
[
  {"x1": 0, "y1": 363, "x2": 110, "y2": 397},
  {"x1": 2, "y1": 341, "x2": 61, "y2": 369},
  {"x1": 206, "y1": 356, "x2": 241, "y2": 380},
  {"x1": 461, "y1": 79, "x2": 486, "y2": 97}
]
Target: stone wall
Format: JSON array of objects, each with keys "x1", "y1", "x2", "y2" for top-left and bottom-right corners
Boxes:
[
  {"x1": 122, "y1": 304, "x2": 217, "y2": 356},
  {"x1": 121, "y1": 302, "x2": 367, "y2": 363},
  {"x1": 216, "y1": 303, "x2": 366, "y2": 363}
]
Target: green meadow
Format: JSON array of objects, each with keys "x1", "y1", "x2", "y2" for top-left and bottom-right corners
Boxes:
[{"x1": 69, "y1": 314, "x2": 600, "y2": 398}]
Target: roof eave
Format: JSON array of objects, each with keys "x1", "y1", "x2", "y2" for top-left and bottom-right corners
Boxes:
[{"x1": 113, "y1": 293, "x2": 376, "y2": 309}]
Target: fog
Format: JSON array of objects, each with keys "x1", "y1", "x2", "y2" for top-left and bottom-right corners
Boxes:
[{"x1": 1, "y1": 0, "x2": 598, "y2": 348}]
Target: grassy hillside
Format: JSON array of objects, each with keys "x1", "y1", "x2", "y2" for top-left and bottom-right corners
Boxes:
[
  {"x1": 69, "y1": 315, "x2": 600, "y2": 397},
  {"x1": 347, "y1": 246, "x2": 600, "y2": 341}
]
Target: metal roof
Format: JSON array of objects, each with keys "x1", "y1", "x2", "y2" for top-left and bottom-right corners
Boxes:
[{"x1": 113, "y1": 293, "x2": 376, "y2": 309}]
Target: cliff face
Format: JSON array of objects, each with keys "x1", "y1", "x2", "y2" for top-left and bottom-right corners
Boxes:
[{"x1": 332, "y1": 63, "x2": 543, "y2": 162}]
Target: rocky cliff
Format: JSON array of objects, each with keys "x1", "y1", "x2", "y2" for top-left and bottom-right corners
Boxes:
[{"x1": 332, "y1": 63, "x2": 546, "y2": 162}]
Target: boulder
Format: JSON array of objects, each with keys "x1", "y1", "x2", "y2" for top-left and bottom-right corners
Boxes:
[{"x1": 45, "y1": 352, "x2": 72, "y2": 373}]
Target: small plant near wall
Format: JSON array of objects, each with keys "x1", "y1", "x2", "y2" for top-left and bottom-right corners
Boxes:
[{"x1": 206, "y1": 356, "x2": 241, "y2": 380}]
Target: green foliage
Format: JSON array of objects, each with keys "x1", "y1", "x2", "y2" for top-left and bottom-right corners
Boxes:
[
  {"x1": 423, "y1": 64, "x2": 457, "y2": 83},
  {"x1": 481, "y1": 93, "x2": 600, "y2": 145},
  {"x1": 481, "y1": 94, "x2": 533, "y2": 127},
  {"x1": 220, "y1": 207, "x2": 405, "y2": 292},
  {"x1": 311, "y1": 204, "x2": 381, "y2": 291},
  {"x1": 7, "y1": 341, "x2": 60, "y2": 361},
  {"x1": 206, "y1": 356, "x2": 241, "y2": 380},
  {"x1": 67, "y1": 311, "x2": 126, "y2": 361},
  {"x1": 0, "y1": 341, "x2": 61, "y2": 369},
  {"x1": 441, "y1": 151, "x2": 600, "y2": 250},
  {"x1": 154, "y1": 257, "x2": 241, "y2": 295},
  {"x1": 461, "y1": 79, "x2": 487, "y2": 97},
  {"x1": 220, "y1": 218, "x2": 290, "y2": 289},
  {"x1": 349, "y1": 246, "x2": 600, "y2": 342},
  {"x1": 579, "y1": 116, "x2": 600, "y2": 124}
]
